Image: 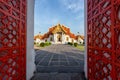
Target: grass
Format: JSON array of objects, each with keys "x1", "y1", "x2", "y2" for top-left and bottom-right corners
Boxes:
[
  {"x1": 76, "y1": 45, "x2": 85, "y2": 51},
  {"x1": 34, "y1": 43, "x2": 45, "y2": 50},
  {"x1": 34, "y1": 42, "x2": 52, "y2": 50}
]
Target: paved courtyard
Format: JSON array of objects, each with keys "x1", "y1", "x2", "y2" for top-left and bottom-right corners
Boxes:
[
  {"x1": 35, "y1": 44, "x2": 84, "y2": 72},
  {"x1": 32, "y1": 44, "x2": 85, "y2": 80}
]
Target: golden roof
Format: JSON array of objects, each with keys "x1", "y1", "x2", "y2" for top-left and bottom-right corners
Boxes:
[{"x1": 34, "y1": 24, "x2": 84, "y2": 40}]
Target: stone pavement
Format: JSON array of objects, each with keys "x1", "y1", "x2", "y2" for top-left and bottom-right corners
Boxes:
[{"x1": 31, "y1": 44, "x2": 85, "y2": 80}]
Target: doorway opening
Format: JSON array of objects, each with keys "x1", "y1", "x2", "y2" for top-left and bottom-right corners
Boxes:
[{"x1": 33, "y1": 0, "x2": 85, "y2": 80}]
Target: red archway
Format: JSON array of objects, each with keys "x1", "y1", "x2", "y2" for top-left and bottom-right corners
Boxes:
[{"x1": 0, "y1": 0, "x2": 120, "y2": 80}]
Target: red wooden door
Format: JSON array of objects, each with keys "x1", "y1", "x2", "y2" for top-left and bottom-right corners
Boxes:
[
  {"x1": 0, "y1": 0, "x2": 26, "y2": 80},
  {"x1": 87, "y1": 0, "x2": 120, "y2": 80}
]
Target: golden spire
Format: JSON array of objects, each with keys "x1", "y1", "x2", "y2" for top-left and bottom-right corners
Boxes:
[{"x1": 57, "y1": 21, "x2": 61, "y2": 26}]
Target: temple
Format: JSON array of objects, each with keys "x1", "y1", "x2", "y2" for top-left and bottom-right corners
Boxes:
[{"x1": 34, "y1": 24, "x2": 84, "y2": 44}]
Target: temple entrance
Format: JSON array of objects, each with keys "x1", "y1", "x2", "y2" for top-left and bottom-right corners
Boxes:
[{"x1": 57, "y1": 34, "x2": 62, "y2": 42}]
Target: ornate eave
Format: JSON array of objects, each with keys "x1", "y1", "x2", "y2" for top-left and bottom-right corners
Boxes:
[{"x1": 52, "y1": 24, "x2": 66, "y2": 34}]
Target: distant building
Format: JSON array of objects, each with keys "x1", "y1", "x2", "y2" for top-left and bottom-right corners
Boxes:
[
  {"x1": 34, "y1": 34, "x2": 44, "y2": 44},
  {"x1": 34, "y1": 24, "x2": 84, "y2": 44}
]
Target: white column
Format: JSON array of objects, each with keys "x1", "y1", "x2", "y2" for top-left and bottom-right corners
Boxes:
[
  {"x1": 63, "y1": 34, "x2": 66, "y2": 44},
  {"x1": 27, "y1": 0, "x2": 35, "y2": 80},
  {"x1": 62, "y1": 33, "x2": 64, "y2": 44},
  {"x1": 84, "y1": 0, "x2": 88, "y2": 79},
  {"x1": 54, "y1": 33, "x2": 56, "y2": 44}
]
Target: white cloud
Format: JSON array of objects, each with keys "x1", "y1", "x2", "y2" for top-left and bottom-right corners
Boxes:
[
  {"x1": 59, "y1": 0, "x2": 84, "y2": 20},
  {"x1": 60, "y1": 0, "x2": 84, "y2": 13}
]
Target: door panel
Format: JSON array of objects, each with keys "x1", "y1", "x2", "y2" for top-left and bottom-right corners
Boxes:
[
  {"x1": 87, "y1": 0, "x2": 120, "y2": 80},
  {"x1": 0, "y1": 0, "x2": 26, "y2": 80}
]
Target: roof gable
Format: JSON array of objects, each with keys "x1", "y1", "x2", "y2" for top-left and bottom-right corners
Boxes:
[{"x1": 52, "y1": 24, "x2": 66, "y2": 34}]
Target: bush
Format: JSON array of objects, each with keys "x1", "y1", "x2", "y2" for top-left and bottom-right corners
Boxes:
[
  {"x1": 68, "y1": 42, "x2": 70, "y2": 44},
  {"x1": 79, "y1": 43, "x2": 84, "y2": 46},
  {"x1": 49, "y1": 42, "x2": 51, "y2": 45},
  {"x1": 40, "y1": 42, "x2": 45, "y2": 47},
  {"x1": 74, "y1": 43, "x2": 78, "y2": 47},
  {"x1": 83, "y1": 41, "x2": 85, "y2": 44},
  {"x1": 34, "y1": 42, "x2": 36, "y2": 45},
  {"x1": 45, "y1": 42, "x2": 50, "y2": 46},
  {"x1": 67, "y1": 42, "x2": 73, "y2": 46}
]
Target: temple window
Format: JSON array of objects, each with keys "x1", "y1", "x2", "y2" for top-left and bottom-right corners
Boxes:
[
  {"x1": 72, "y1": 39, "x2": 74, "y2": 43},
  {"x1": 66, "y1": 37, "x2": 69, "y2": 41},
  {"x1": 50, "y1": 37, "x2": 53, "y2": 41}
]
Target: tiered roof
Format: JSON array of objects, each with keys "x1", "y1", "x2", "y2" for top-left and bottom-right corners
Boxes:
[
  {"x1": 34, "y1": 24, "x2": 84, "y2": 40},
  {"x1": 34, "y1": 34, "x2": 43, "y2": 40}
]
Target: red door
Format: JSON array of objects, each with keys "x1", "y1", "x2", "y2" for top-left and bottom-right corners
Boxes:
[
  {"x1": 0, "y1": 0, "x2": 26, "y2": 80},
  {"x1": 87, "y1": 0, "x2": 120, "y2": 79}
]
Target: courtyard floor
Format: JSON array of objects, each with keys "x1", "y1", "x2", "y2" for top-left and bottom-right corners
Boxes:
[{"x1": 32, "y1": 44, "x2": 85, "y2": 80}]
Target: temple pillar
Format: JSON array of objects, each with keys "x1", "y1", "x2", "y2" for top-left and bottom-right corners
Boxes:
[
  {"x1": 27, "y1": 0, "x2": 36, "y2": 80},
  {"x1": 54, "y1": 33, "x2": 57, "y2": 44},
  {"x1": 84, "y1": 0, "x2": 87, "y2": 78}
]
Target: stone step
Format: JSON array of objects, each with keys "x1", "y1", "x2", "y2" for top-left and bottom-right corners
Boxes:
[
  {"x1": 31, "y1": 72, "x2": 86, "y2": 80},
  {"x1": 36, "y1": 66, "x2": 84, "y2": 73}
]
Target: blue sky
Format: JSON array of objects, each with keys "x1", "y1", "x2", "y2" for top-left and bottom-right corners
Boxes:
[{"x1": 34, "y1": 0, "x2": 84, "y2": 35}]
